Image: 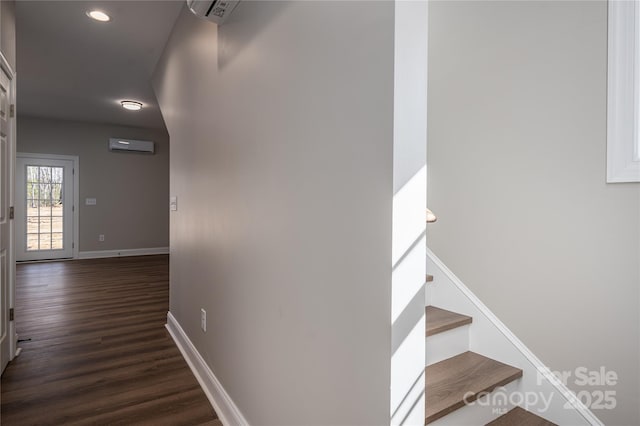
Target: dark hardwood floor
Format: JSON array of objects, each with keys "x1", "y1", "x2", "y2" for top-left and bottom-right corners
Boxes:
[{"x1": 1, "y1": 255, "x2": 220, "y2": 425}]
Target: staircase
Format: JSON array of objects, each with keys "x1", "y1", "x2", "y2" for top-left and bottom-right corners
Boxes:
[
  {"x1": 425, "y1": 291, "x2": 556, "y2": 425},
  {"x1": 421, "y1": 246, "x2": 604, "y2": 426}
]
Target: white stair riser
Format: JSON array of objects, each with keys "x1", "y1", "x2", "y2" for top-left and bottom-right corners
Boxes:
[
  {"x1": 426, "y1": 325, "x2": 470, "y2": 367},
  {"x1": 427, "y1": 381, "x2": 519, "y2": 426}
]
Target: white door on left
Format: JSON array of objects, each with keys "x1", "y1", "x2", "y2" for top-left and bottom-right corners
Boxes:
[{"x1": 0, "y1": 61, "x2": 15, "y2": 374}]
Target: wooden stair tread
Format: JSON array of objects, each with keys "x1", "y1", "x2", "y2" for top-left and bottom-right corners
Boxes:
[
  {"x1": 486, "y1": 407, "x2": 557, "y2": 426},
  {"x1": 425, "y1": 351, "x2": 523, "y2": 424},
  {"x1": 426, "y1": 306, "x2": 472, "y2": 336}
]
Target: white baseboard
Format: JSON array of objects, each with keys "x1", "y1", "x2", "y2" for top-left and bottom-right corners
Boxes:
[
  {"x1": 78, "y1": 247, "x2": 169, "y2": 259},
  {"x1": 165, "y1": 311, "x2": 249, "y2": 426}
]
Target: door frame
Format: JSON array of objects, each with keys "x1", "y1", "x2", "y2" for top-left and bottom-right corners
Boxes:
[
  {"x1": 0, "y1": 50, "x2": 16, "y2": 362},
  {"x1": 16, "y1": 153, "x2": 79, "y2": 260}
]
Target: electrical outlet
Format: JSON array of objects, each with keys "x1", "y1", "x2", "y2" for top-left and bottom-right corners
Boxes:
[
  {"x1": 99, "y1": 234, "x2": 105, "y2": 242},
  {"x1": 200, "y1": 308, "x2": 207, "y2": 332}
]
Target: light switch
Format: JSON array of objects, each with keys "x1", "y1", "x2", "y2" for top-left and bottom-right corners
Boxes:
[
  {"x1": 170, "y1": 196, "x2": 178, "y2": 211},
  {"x1": 85, "y1": 198, "x2": 97, "y2": 206}
]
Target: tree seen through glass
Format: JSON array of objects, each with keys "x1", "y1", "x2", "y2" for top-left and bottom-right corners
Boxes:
[{"x1": 26, "y1": 166, "x2": 64, "y2": 251}]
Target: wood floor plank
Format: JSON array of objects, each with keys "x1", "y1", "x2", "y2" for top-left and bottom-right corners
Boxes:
[{"x1": 1, "y1": 255, "x2": 218, "y2": 425}]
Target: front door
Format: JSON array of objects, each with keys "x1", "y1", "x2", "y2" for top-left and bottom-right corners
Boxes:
[{"x1": 15, "y1": 156, "x2": 75, "y2": 261}]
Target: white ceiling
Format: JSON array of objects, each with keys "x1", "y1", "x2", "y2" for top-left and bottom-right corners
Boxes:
[{"x1": 16, "y1": 0, "x2": 185, "y2": 129}]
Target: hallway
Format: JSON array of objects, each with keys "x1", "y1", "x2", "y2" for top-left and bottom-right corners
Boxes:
[{"x1": 0, "y1": 256, "x2": 219, "y2": 425}]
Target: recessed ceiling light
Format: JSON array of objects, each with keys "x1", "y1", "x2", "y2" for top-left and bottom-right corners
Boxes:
[
  {"x1": 86, "y1": 10, "x2": 110, "y2": 22},
  {"x1": 121, "y1": 101, "x2": 143, "y2": 111}
]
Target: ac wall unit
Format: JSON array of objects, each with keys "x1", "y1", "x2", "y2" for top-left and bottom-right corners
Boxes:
[
  {"x1": 187, "y1": 0, "x2": 240, "y2": 24},
  {"x1": 109, "y1": 138, "x2": 155, "y2": 154}
]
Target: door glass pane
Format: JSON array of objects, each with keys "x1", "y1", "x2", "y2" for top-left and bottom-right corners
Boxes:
[
  {"x1": 52, "y1": 167, "x2": 63, "y2": 183},
  {"x1": 39, "y1": 234, "x2": 51, "y2": 250},
  {"x1": 26, "y1": 182, "x2": 39, "y2": 200},
  {"x1": 25, "y1": 165, "x2": 64, "y2": 251},
  {"x1": 52, "y1": 233, "x2": 63, "y2": 250},
  {"x1": 26, "y1": 234, "x2": 38, "y2": 251},
  {"x1": 52, "y1": 217, "x2": 63, "y2": 233},
  {"x1": 39, "y1": 216, "x2": 52, "y2": 234},
  {"x1": 51, "y1": 184, "x2": 62, "y2": 204},
  {"x1": 26, "y1": 166, "x2": 38, "y2": 183},
  {"x1": 39, "y1": 166, "x2": 51, "y2": 183},
  {"x1": 27, "y1": 218, "x2": 39, "y2": 237},
  {"x1": 39, "y1": 183, "x2": 50, "y2": 201},
  {"x1": 51, "y1": 232, "x2": 63, "y2": 250},
  {"x1": 26, "y1": 200, "x2": 38, "y2": 217}
]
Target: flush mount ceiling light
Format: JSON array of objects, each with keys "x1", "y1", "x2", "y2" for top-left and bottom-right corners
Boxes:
[
  {"x1": 86, "y1": 10, "x2": 111, "y2": 22},
  {"x1": 120, "y1": 101, "x2": 143, "y2": 111}
]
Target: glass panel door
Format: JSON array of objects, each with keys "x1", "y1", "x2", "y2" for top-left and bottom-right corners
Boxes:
[{"x1": 16, "y1": 156, "x2": 74, "y2": 261}]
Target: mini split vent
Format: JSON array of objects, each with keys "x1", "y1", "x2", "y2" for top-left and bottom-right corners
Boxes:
[
  {"x1": 108, "y1": 138, "x2": 155, "y2": 154},
  {"x1": 187, "y1": 0, "x2": 240, "y2": 24}
]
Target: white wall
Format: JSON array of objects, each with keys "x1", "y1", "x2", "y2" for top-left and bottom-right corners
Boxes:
[
  {"x1": 17, "y1": 116, "x2": 169, "y2": 252},
  {"x1": 427, "y1": 2, "x2": 640, "y2": 425},
  {"x1": 1, "y1": 0, "x2": 16, "y2": 71},
  {"x1": 153, "y1": 2, "x2": 395, "y2": 424},
  {"x1": 391, "y1": 2, "x2": 428, "y2": 425}
]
